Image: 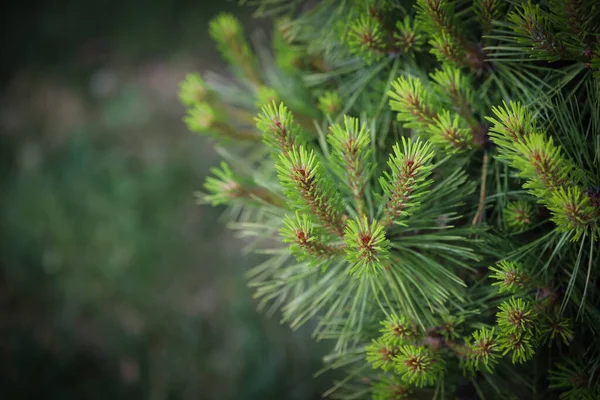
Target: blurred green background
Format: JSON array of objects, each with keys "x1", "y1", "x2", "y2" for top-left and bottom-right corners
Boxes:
[{"x1": 0, "y1": 1, "x2": 329, "y2": 398}]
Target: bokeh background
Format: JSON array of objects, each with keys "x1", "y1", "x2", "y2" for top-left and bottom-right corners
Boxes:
[{"x1": 0, "y1": 1, "x2": 330, "y2": 398}]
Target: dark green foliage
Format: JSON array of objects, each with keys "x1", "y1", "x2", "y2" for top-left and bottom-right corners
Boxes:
[{"x1": 181, "y1": 1, "x2": 600, "y2": 398}]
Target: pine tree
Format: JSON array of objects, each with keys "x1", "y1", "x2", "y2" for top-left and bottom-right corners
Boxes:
[{"x1": 180, "y1": 1, "x2": 600, "y2": 398}]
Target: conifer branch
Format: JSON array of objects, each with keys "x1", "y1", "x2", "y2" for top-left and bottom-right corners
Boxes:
[
  {"x1": 317, "y1": 91, "x2": 342, "y2": 116},
  {"x1": 371, "y1": 376, "x2": 412, "y2": 400},
  {"x1": 344, "y1": 216, "x2": 390, "y2": 276},
  {"x1": 380, "y1": 138, "x2": 435, "y2": 227},
  {"x1": 389, "y1": 77, "x2": 437, "y2": 131},
  {"x1": 429, "y1": 110, "x2": 472, "y2": 151},
  {"x1": 390, "y1": 76, "x2": 479, "y2": 151},
  {"x1": 366, "y1": 338, "x2": 399, "y2": 372},
  {"x1": 474, "y1": 0, "x2": 502, "y2": 43},
  {"x1": 281, "y1": 213, "x2": 345, "y2": 263},
  {"x1": 504, "y1": 200, "x2": 535, "y2": 232},
  {"x1": 256, "y1": 102, "x2": 305, "y2": 157},
  {"x1": 204, "y1": 162, "x2": 286, "y2": 208},
  {"x1": 430, "y1": 66, "x2": 480, "y2": 132},
  {"x1": 393, "y1": 345, "x2": 445, "y2": 388},
  {"x1": 209, "y1": 13, "x2": 262, "y2": 85},
  {"x1": 182, "y1": 4, "x2": 600, "y2": 399},
  {"x1": 179, "y1": 73, "x2": 210, "y2": 106},
  {"x1": 184, "y1": 103, "x2": 261, "y2": 142},
  {"x1": 489, "y1": 261, "x2": 530, "y2": 293},
  {"x1": 277, "y1": 145, "x2": 346, "y2": 237},
  {"x1": 379, "y1": 315, "x2": 419, "y2": 346},
  {"x1": 346, "y1": 15, "x2": 386, "y2": 64},
  {"x1": 461, "y1": 327, "x2": 499, "y2": 373},
  {"x1": 328, "y1": 116, "x2": 372, "y2": 216},
  {"x1": 507, "y1": 2, "x2": 577, "y2": 62},
  {"x1": 488, "y1": 102, "x2": 598, "y2": 239},
  {"x1": 393, "y1": 17, "x2": 425, "y2": 56}
]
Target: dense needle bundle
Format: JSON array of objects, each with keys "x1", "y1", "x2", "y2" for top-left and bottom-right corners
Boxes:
[{"x1": 180, "y1": 1, "x2": 600, "y2": 398}]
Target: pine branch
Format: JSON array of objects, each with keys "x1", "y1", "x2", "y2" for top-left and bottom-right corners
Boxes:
[
  {"x1": 184, "y1": 103, "x2": 261, "y2": 142},
  {"x1": 379, "y1": 138, "x2": 435, "y2": 227},
  {"x1": 328, "y1": 116, "x2": 373, "y2": 216},
  {"x1": 345, "y1": 15, "x2": 386, "y2": 64},
  {"x1": 256, "y1": 102, "x2": 305, "y2": 157},
  {"x1": 389, "y1": 76, "x2": 437, "y2": 131},
  {"x1": 204, "y1": 162, "x2": 285, "y2": 208},
  {"x1": 504, "y1": 201, "x2": 535, "y2": 232},
  {"x1": 281, "y1": 212, "x2": 345, "y2": 263},
  {"x1": 344, "y1": 216, "x2": 390, "y2": 276},
  {"x1": 393, "y1": 345, "x2": 445, "y2": 388},
  {"x1": 209, "y1": 13, "x2": 261, "y2": 85},
  {"x1": 276, "y1": 145, "x2": 346, "y2": 237}
]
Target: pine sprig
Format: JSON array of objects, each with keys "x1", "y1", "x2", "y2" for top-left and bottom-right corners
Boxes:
[
  {"x1": 379, "y1": 138, "x2": 435, "y2": 227},
  {"x1": 504, "y1": 200, "x2": 535, "y2": 232},
  {"x1": 185, "y1": 103, "x2": 260, "y2": 142},
  {"x1": 209, "y1": 13, "x2": 261, "y2": 84},
  {"x1": 496, "y1": 297, "x2": 538, "y2": 335},
  {"x1": 328, "y1": 116, "x2": 373, "y2": 215},
  {"x1": 203, "y1": 162, "x2": 285, "y2": 207},
  {"x1": 281, "y1": 212, "x2": 344, "y2": 264},
  {"x1": 343, "y1": 216, "x2": 390, "y2": 276},
  {"x1": 318, "y1": 91, "x2": 342, "y2": 115},
  {"x1": 428, "y1": 110, "x2": 471, "y2": 151},
  {"x1": 548, "y1": 186, "x2": 598, "y2": 240},
  {"x1": 474, "y1": 0, "x2": 503, "y2": 39},
  {"x1": 549, "y1": 359, "x2": 598, "y2": 400},
  {"x1": 389, "y1": 76, "x2": 437, "y2": 132},
  {"x1": 416, "y1": 0, "x2": 467, "y2": 67},
  {"x1": 489, "y1": 261, "x2": 530, "y2": 293},
  {"x1": 540, "y1": 315, "x2": 574, "y2": 346},
  {"x1": 462, "y1": 327, "x2": 499, "y2": 373},
  {"x1": 506, "y1": 1, "x2": 576, "y2": 62},
  {"x1": 179, "y1": 73, "x2": 209, "y2": 106},
  {"x1": 393, "y1": 16, "x2": 425, "y2": 56},
  {"x1": 488, "y1": 102, "x2": 598, "y2": 239},
  {"x1": 276, "y1": 145, "x2": 346, "y2": 237},
  {"x1": 345, "y1": 15, "x2": 386, "y2": 64},
  {"x1": 393, "y1": 345, "x2": 445, "y2": 388},
  {"x1": 498, "y1": 331, "x2": 536, "y2": 364},
  {"x1": 486, "y1": 101, "x2": 537, "y2": 150},
  {"x1": 256, "y1": 102, "x2": 305, "y2": 156},
  {"x1": 430, "y1": 65, "x2": 478, "y2": 130},
  {"x1": 371, "y1": 375, "x2": 412, "y2": 400},
  {"x1": 379, "y1": 314, "x2": 419, "y2": 346},
  {"x1": 366, "y1": 338, "x2": 399, "y2": 372}
]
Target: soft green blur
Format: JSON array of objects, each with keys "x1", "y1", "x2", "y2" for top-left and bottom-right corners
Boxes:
[{"x1": 0, "y1": 1, "x2": 329, "y2": 398}]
